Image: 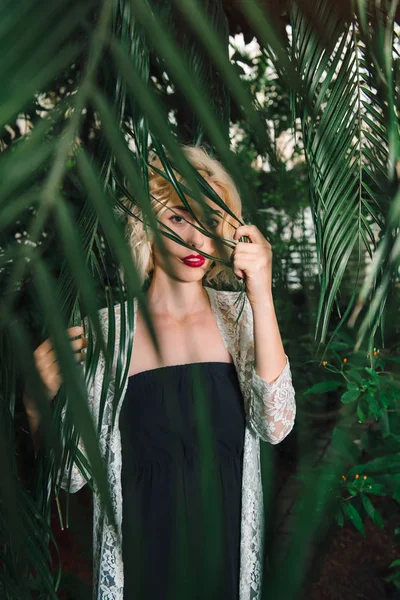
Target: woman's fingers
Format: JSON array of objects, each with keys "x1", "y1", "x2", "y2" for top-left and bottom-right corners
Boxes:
[
  {"x1": 70, "y1": 336, "x2": 88, "y2": 352},
  {"x1": 233, "y1": 255, "x2": 259, "y2": 268},
  {"x1": 34, "y1": 338, "x2": 54, "y2": 360},
  {"x1": 34, "y1": 327, "x2": 85, "y2": 357},
  {"x1": 233, "y1": 224, "x2": 271, "y2": 246},
  {"x1": 73, "y1": 336, "x2": 88, "y2": 363},
  {"x1": 68, "y1": 325, "x2": 84, "y2": 338},
  {"x1": 35, "y1": 352, "x2": 58, "y2": 371},
  {"x1": 233, "y1": 242, "x2": 269, "y2": 255},
  {"x1": 34, "y1": 336, "x2": 87, "y2": 368},
  {"x1": 32, "y1": 329, "x2": 88, "y2": 401},
  {"x1": 43, "y1": 369, "x2": 63, "y2": 399},
  {"x1": 45, "y1": 368, "x2": 62, "y2": 386}
]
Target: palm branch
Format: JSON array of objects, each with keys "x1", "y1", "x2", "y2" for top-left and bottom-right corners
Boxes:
[
  {"x1": 1, "y1": 0, "x2": 399, "y2": 597},
  {"x1": 347, "y1": 1, "x2": 400, "y2": 351},
  {"x1": 289, "y1": 0, "x2": 398, "y2": 354}
]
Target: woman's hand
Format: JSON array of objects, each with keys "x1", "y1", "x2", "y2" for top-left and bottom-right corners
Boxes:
[
  {"x1": 23, "y1": 326, "x2": 88, "y2": 418},
  {"x1": 232, "y1": 224, "x2": 273, "y2": 307}
]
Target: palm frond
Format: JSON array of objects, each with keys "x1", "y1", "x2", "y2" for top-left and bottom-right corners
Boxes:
[
  {"x1": 290, "y1": 0, "x2": 396, "y2": 351},
  {"x1": 348, "y1": 1, "x2": 400, "y2": 351},
  {"x1": 3, "y1": 0, "x2": 399, "y2": 596}
]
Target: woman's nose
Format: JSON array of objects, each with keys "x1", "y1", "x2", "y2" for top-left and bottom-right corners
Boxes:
[{"x1": 187, "y1": 223, "x2": 205, "y2": 249}]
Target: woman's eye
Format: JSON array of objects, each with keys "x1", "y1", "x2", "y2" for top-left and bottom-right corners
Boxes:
[
  {"x1": 170, "y1": 214, "x2": 219, "y2": 229},
  {"x1": 171, "y1": 215, "x2": 185, "y2": 224},
  {"x1": 207, "y1": 219, "x2": 219, "y2": 229}
]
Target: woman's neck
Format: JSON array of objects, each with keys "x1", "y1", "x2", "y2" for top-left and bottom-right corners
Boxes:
[{"x1": 146, "y1": 269, "x2": 210, "y2": 320}]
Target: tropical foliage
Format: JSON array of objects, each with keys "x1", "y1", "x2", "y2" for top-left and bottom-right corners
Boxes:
[{"x1": 0, "y1": 0, "x2": 399, "y2": 597}]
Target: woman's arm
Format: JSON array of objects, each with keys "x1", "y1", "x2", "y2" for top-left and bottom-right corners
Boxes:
[
  {"x1": 58, "y1": 316, "x2": 95, "y2": 494},
  {"x1": 23, "y1": 326, "x2": 87, "y2": 455},
  {"x1": 242, "y1": 294, "x2": 296, "y2": 444},
  {"x1": 251, "y1": 295, "x2": 287, "y2": 384},
  {"x1": 58, "y1": 303, "x2": 122, "y2": 493},
  {"x1": 232, "y1": 223, "x2": 296, "y2": 444},
  {"x1": 23, "y1": 325, "x2": 91, "y2": 492}
]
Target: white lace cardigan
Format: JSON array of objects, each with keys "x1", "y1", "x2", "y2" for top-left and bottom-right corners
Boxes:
[{"x1": 60, "y1": 287, "x2": 296, "y2": 600}]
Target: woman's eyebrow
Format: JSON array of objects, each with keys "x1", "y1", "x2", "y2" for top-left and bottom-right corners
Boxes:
[
  {"x1": 168, "y1": 205, "x2": 190, "y2": 213},
  {"x1": 169, "y1": 205, "x2": 222, "y2": 216}
]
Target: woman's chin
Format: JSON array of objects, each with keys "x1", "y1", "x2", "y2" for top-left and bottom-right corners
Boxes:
[{"x1": 178, "y1": 267, "x2": 207, "y2": 282}]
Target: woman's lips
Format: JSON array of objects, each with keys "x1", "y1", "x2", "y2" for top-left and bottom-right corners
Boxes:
[{"x1": 182, "y1": 255, "x2": 206, "y2": 268}]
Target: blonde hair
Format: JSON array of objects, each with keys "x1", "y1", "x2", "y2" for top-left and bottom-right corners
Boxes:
[{"x1": 122, "y1": 145, "x2": 243, "y2": 289}]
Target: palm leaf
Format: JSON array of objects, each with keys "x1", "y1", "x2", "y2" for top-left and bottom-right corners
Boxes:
[
  {"x1": 3, "y1": 0, "x2": 399, "y2": 597},
  {"x1": 348, "y1": 1, "x2": 400, "y2": 350},
  {"x1": 289, "y1": 0, "x2": 395, "y2": 351}
]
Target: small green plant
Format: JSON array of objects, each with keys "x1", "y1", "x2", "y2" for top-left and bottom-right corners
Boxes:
[
  {"x1": 305, "y1": 342, "x2": 400, "y2": 536},
  {"x1": 335, "y1": 472, "x2": 384, "y2": 537},
  {"x1": 306, "y1": 346, "x2": 400, "y2": 425},
  {"x1": 384, "y1": 558, "x2": 400, "y2": 590}
]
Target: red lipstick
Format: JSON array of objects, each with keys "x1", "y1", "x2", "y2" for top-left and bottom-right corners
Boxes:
[{"x1": 182, "y1": 254, "x2": 206, "y2": 268}]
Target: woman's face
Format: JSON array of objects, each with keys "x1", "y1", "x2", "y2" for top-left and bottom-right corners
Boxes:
[{"x1": 152, "y1": 181, "x2": 226, "y2": 282}]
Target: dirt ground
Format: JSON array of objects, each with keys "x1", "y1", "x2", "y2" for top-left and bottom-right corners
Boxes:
[{"x1": 306, "y1": 495, "x2": 400, "y2": 600}]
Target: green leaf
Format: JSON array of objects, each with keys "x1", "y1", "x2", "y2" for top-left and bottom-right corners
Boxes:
[
  {"x1": 361, "y1": 493, "x2": 384, "y2": 528},
  {"x1": 365, "y1": 367, "x2": 380, "y2": 383},
  {"x1": 366, "y1": 393, "x2": 382, "y2": 419},
  {"x1": 335, "y1": 507, "x2": 344, "y2": 527},
  {"x1": 379, "y1": 411, "x2": 390, "y2": 438},
  {"x1": 303, "y1": 380, "x2": 342, "y2": 394},
  {"x1": 365, "y1": 484, "x2": 387, "y2": 496},
  {"x1": 351, "y1": 454, "x2": 400, "y2": 475},
  {"x1": 392, "y1": 491, "x2": 400, "y2": 504},
  {"x1": 389, "y1": 559, "x2": 400, "y2": 568},
  {"x1": 347, "y1": 369, "x2": 365, "y2": 384},
  {"x1": 347, "y1": 381, "x2": 360, "y2": 391},
  {"x1": 342, "y1": 502, "x2": 365, "y2": 537},
  {"x1": 341, "y1": 390, "x2": 360, "y2": 403},
  {"x1": 357, "y1": 402, "x2": 367, "y2": 423}
]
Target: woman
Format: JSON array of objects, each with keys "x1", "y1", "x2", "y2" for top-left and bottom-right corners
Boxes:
[{"x1": 24, "y1": 145, "x2": 296, "y2": 600}]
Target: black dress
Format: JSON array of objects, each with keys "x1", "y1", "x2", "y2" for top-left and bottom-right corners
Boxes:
[{"x1": 119, "y1": 362, "x2": 246, "y2": 600}]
